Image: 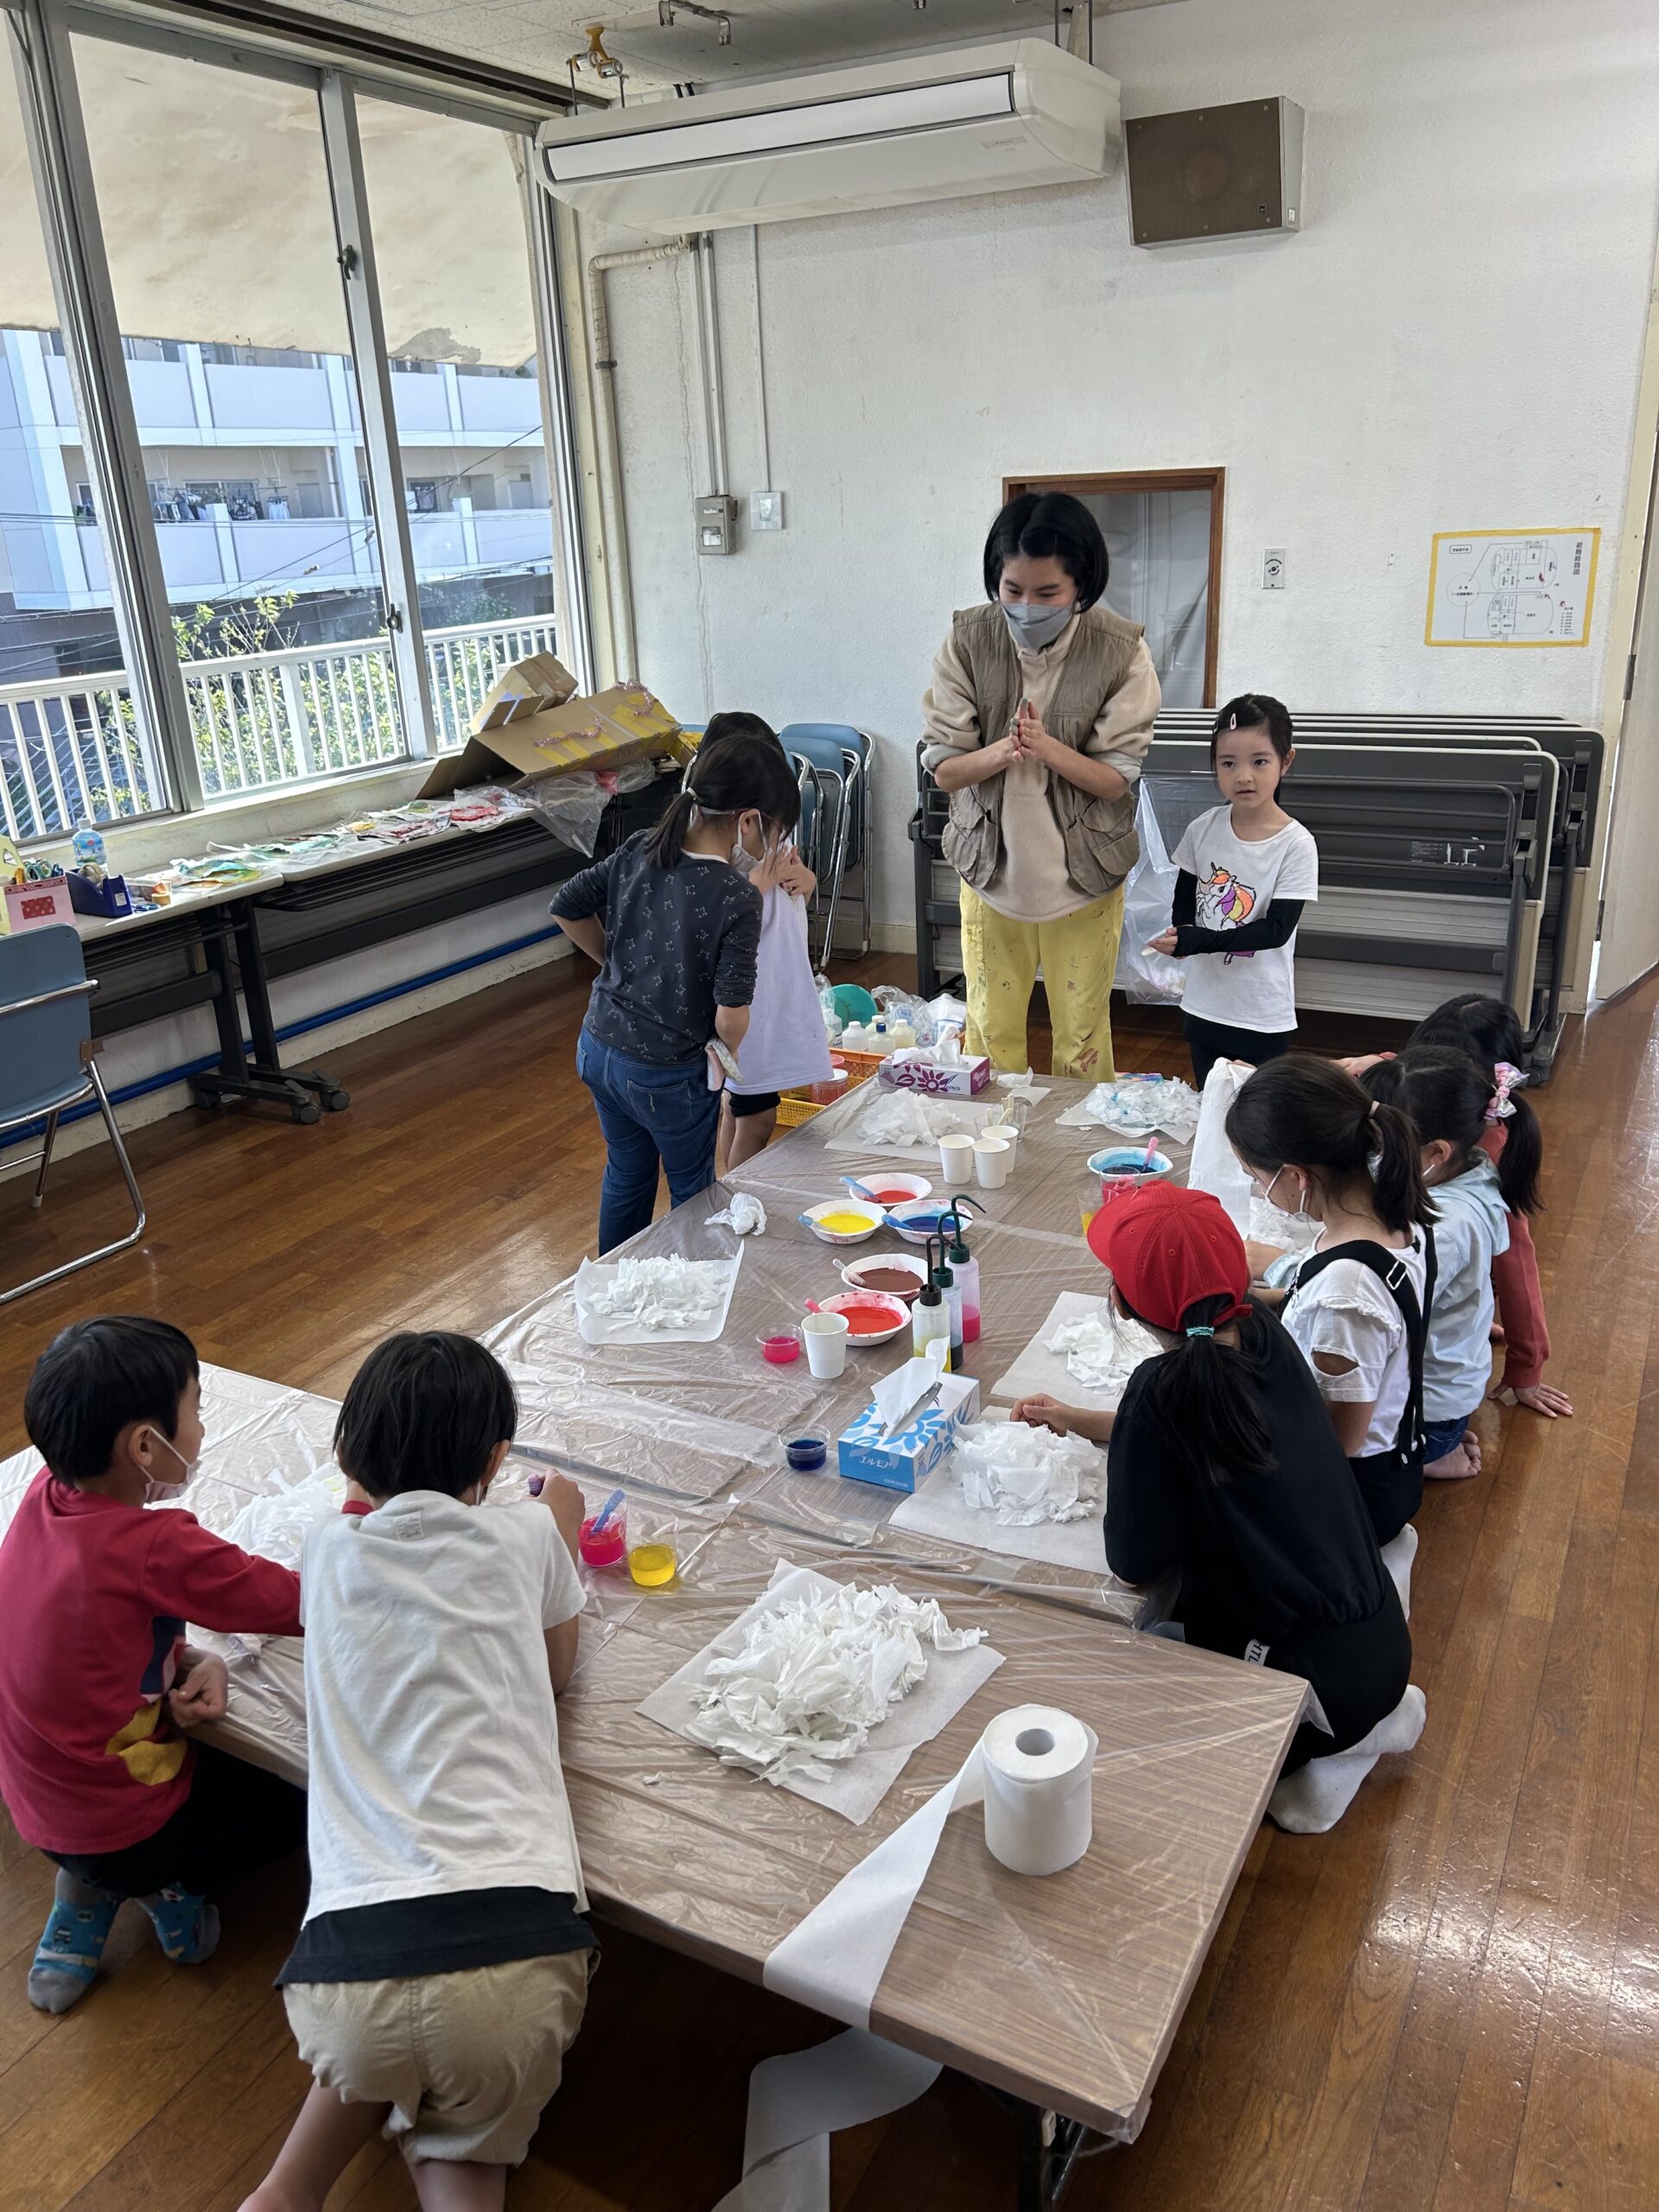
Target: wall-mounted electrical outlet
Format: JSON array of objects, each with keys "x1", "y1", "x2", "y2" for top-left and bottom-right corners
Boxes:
[
  {"x1": 1262, "y1": 547, "x2": 1287, "y2": 589},
  {"x1": 750, "y1": 488, "x2": 785, "y2": 531}
]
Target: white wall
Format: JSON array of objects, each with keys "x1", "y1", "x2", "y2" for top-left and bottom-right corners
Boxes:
[{"x1": 596, "y1": 0, "x2": 1659, "y2": 938}]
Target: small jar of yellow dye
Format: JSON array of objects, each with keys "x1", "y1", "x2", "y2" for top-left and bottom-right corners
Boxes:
[{"x1": 629, "y1": 1541, "x2": 677, "y2": 1587}]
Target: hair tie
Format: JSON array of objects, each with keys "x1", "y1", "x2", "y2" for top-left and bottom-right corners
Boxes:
[
  {"x1": 1185, "y1": 1325, "x2": 1215, "y2": 1338},
  {"x1": 1485, "y1": 1061, "x2": 1522, "y2": 1122},
  {"x1": 1370, "y1": 1100, "x2": 1380, "y2": 1120},
  {"x1": 1227, "y1": 711, "x2": 1238, "y2": 730}
]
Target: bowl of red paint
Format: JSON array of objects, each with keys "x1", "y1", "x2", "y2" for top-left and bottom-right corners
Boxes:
[{"x1": 808, "y1": 1291, "x2": 909, "y2": 1346}]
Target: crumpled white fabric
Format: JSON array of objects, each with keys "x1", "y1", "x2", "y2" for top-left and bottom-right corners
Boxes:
[
  {"x1": 1246, "y1": 1193, "x2": 1320, "y2": 1254},
  {"x1": 954, "y1": 1422, "x2": 1104, "y2": 1525},
  {"x1": 1047, "y1": 1309, "x2": 1162, "y2": 1394},
  {"x1": 582, "y1": 1254, "x2": 732, "y2": 1329},
  {"x1": 688, "y1": 1582, "x2": 985, "y2": 1788},
  {"x1": 224, "y1": 1465, "x2": 345, "y2": 1569},
  {"x1": 709, "y1": 1192, "x2": 767, "y2": 1236},
  {"x1": 1058, "y1": 1075, "x2": 1201, "y2": 1138},
  {"x1": 854, "y1": 1089, "x2": 974, "y2": 1147}
]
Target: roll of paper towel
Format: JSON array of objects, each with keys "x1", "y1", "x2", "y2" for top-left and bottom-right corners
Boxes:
[{"x1": 981, "y1": 1704, "x2": 1096, "y2": 1876}]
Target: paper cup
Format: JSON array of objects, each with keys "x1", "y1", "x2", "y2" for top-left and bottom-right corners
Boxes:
[
  {"x1": 802, "y1": 1310, "x2": 850, "y2": 1378},
  {"x1": 938, "y1": 1133, "x2": 975, "y2": 1187},
  {"x1": 982, "y1": 1120, "x2": 1021, "y2": 1151},
  {"x1": 973, "y1": 1136, "x2": 1012, "y2": 1189}
]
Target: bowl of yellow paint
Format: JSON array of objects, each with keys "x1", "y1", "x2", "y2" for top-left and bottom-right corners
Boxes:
[{"x1": 800, "y1": 1199, "x2": 887, "y2": 1245}]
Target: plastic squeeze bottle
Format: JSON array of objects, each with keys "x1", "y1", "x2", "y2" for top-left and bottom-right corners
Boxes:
[
  {"x1": 940, "y1": 1203, "x2": 980, "y2": 1346},
  {"x1": 911, "y1": 1240, "x2": 953, "y2": 1369},
  {"x1": 932, "y1": 1242, "x2": 963, "y2": 1357}
]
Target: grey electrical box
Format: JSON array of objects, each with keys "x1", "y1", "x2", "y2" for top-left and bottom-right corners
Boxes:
[
  {"x1": 1125, "y1": 98, "x2": 1304, "y2": 247},
  {"x1": 696, "y1": 494, "x2": 738, "y2": 556}
]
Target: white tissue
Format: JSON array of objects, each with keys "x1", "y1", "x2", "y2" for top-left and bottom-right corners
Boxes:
[
  {"x1": 688, "y1": 1581, "x2": 986, "y2": 1788},
  {"x1": 1065, "y1": 1075, "x2": 1200, "y2": 1137},
  {"x1": 709, "y1": 1192, "x2": 767, "y2": 1236},
  {"x1": 1246, "y1": 1194, "x2": 1320, "y2": 1253},
  {"x1": 1046, "y1": 1309, "x2": 1161, "y2": 1392},
  {"x1": 954, "y1": 1422, "x2": 1104, "y2": 1525},
  {"x1": 870, "y1": 1338, "x2": 950, "y2": 1439},
  {"x1": 224, "y1": 1466, "x2": 345, "y2": 1568},
  {"x1": 855, "y1": 1089, "x2": 972, "y2": 1147},
  {"x1": 582, "y1": 1254, "x2": 731, "y2": 1329}
]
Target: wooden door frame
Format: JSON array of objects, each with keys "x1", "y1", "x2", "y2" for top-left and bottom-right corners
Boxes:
[{"x1": 1002, "y1": 467, "x2": 1225, "y2": 706}]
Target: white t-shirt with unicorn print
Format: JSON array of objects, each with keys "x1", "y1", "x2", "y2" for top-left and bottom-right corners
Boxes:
[{"x1": 1171, "y1": 804, "x2": 1319, "y2": 1033}]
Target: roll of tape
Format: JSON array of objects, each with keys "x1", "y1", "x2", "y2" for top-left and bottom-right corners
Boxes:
[{"x1": 981, "y1": 1703, "x2": 1096, "y2": 1876}]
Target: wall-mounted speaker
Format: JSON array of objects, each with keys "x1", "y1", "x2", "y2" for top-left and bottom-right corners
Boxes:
[{"x1": 1124, "y1": 98, "x2": 1305, "y2": 247}]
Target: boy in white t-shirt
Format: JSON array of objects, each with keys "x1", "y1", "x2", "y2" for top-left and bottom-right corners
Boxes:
[
  {"x1": 1147, "y1": 695, "x2": 1319, "y2": 1084},
  {"x1": 239, "y1": 1333, "x2": 592, "y2": 2212}
]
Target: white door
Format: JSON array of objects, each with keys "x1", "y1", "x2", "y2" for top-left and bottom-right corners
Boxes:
[{"x1": 1599, "y1": 423, "x2": 1659, "y2": 1000}]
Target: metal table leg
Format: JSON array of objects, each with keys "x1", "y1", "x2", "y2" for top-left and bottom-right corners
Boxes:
[
  {"x1": 187, "y1": 902, "x2": 340, "y2": 1123},
  {"x1": 989, "y1": 2089, "x2": 1109, "y2": 2211},
  {"x1": 231, "y1": 899, "x2": 350, "y2": 1116}
]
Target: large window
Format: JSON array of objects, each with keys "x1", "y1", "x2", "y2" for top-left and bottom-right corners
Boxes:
[
  {"x1": 356, "y1": 98, "x2": 560, "y2": 741},
  {"x1": 1004, "y1": 469, "x2": 1224, "y2": 708},
  {"x1": 0, "y1": 58, "x2": 169, "y2": 839},
  {"x1": 0, "y1": 7, "x2": 577, "y2": 842},
  {"x1": 72, "y1": 36, "x2": 405, "y2": 802}
]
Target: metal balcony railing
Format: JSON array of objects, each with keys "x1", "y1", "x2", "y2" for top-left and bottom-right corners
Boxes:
[{"x1": 0, "y1": 614, "x2": 558, "y2": 845}]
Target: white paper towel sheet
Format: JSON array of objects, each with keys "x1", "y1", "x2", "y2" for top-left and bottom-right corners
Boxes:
[
  {"x1": 817, "y1": 1084, "x2": 1006, "y2": 1161},
  {"x1": 572, "y1": 1247, "x2": 745, "y2": 1345},
  {"x1": 638, "y1": 1564, "x2": 1005, "y2": 1824},
  {"x1": 888, "y1": 1447, "x2": 1110, "y2": 1575},
  {"x1": 989, "y1": 1291, "x2": 1160, "y2": 1414}
]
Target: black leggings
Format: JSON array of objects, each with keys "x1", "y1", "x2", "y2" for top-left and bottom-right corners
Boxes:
[
  {"x1": 48, "y1": 1744, "x2": 307, "y2": 1900},
  {"x1": 1184, "y1": 1014, "x2": 1297, "y2": 1088}
]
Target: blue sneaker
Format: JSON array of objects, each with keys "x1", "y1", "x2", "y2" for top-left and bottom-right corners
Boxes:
[
  {"x1": 140, "y1": 1886, "x2": 220, "y2": 1964},
  {"x1": 29, "y1": 1874, "x2": 118, "y2": 2013}
]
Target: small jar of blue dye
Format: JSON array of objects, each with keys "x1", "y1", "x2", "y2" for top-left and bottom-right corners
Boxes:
[{"x1": 784, "y1": 1430, "x2": 829, "y2": 1472}]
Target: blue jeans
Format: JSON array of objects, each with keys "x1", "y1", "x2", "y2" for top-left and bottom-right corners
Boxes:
[
  {"x1": 1422, "y1": 1412, "x2": 1477, "y2": 1463},
  {"x1": 577, "y1": 1028, "x2": 720, "y2": 1255}
]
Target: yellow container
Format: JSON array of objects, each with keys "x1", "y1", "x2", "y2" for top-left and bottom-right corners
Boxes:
[{"x1": 629, "y1": 1542, "x2": 677, "y2": 1587}]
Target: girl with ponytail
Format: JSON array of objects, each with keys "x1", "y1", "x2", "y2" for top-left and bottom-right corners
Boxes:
[
  {"x1": 1224, "y1": 1053, "x2": 1434, "y2": 1546},
  {"x1": 1013, "y1": 1182, "x2": 1409, "y2": 1776},
  {"x1": 550, "y1": 725, "x2": 800, "y2": 1252},
  {"x1": 1359, "y1": 1050, "x2": 1515, "y2": 1481}
]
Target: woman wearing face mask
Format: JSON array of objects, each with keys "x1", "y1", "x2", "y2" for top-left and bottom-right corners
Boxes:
[{"x1": 922, "y1": 491, "x2": 1160, "y2": 1077}]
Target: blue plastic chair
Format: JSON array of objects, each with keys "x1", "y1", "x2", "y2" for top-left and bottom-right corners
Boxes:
[{"x1": 0, "y1": 925, "x2": 146, "y2": 1305}]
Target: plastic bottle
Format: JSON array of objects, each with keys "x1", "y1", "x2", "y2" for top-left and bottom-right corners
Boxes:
[
  {"x1": 911, "y1": 1240, "x2": 953, "y2": 1369},
  {"x1": 940, "y1": 1203, "x2": 980, "y2": 1346},
  {"x1": 842, "y1": 1020, "x2": 871, "y2": 1052},
  {"x1": 932, "y1": 1242, "x2": 963, "y2": 1356},
  {"x1": 887, "y1": 1019, "x2": 916, "y2": 1048}
]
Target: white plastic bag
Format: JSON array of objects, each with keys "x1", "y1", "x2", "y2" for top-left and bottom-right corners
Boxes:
[
  {"x1": 1113, "y1": 786, "x2": 1185, "y2": 1007},
  {"x1": 1186, "y1": 1060, "x2": 1255, "y2": 1233}
]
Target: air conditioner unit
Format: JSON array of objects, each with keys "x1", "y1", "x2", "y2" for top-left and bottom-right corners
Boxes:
[{"x1": 534, "y1": 40, "x2": 1122, "y2": 235}]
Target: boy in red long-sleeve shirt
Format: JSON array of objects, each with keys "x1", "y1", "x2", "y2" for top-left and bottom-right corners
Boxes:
[{"x1": 0, "y1": 1318, "x2": 307, "y2": 2014}]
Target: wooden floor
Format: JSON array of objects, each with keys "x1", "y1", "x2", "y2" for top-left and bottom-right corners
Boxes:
[{"x1": 1, "y1": 950, "x2": 1656, "y2": 2211}]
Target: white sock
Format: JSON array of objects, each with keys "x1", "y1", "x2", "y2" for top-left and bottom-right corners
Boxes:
[
  {"x1": 1379, "y1": 1524, "x2": 1420, "y2": 1618},
  {"x1": 1268, "y1": 1686, "x2": 1427, "y2": 1834}
]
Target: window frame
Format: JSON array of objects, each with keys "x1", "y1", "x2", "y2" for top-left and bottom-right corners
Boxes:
[
  {"x1": 1002, "y1": 467, "x2": 1226, "y2": 709},
  {"x1": 4, "y1": 0, "x2": 593, "y2": 841}
]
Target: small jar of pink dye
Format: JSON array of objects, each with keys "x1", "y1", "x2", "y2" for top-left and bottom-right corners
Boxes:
[
  {"x1": 760, "y1": 1332, "x2": 801, "y2": 1364},
  {"x1": 578, "y1": 1510, "x2": 627, "y2": 1567}
]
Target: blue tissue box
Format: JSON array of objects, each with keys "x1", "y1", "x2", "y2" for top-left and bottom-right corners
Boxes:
[{"x1": 836, "y1": 1371, "x2": 981, "y2": 1493}]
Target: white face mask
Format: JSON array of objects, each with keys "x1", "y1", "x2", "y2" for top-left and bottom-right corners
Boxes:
[
  {"x1": 1262, "y1": 1165, "x2": 1312, "y2": 1225},
  {"x1": 143, "y1": 1427, "x2": 200, "y2": 1503}
]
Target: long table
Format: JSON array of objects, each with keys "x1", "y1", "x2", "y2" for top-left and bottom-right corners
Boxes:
[{"x1": 0, "y1": 1077, "x2": 1310, "y2": 2208}]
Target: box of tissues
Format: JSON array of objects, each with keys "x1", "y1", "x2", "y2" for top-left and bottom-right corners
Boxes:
[
  {"x1": 836, "y1": 1344, "x2": 981, "y2": 1492},
  {"x1": 878, "y1": 1047, "x2": 990, "y2": 1099}
]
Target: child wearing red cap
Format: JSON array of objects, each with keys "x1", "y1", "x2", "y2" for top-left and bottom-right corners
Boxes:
[{"x1": 1014, "y1": 1181, "x2": 1411, "y2": 1773}]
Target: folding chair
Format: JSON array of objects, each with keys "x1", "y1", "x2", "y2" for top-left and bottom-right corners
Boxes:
[
  {"x1": 780, "y1": 725, "x2": 873, "y2": 961},
  {"x1": 1, "y1": 925, "x2": 146, "y2": 1305}
]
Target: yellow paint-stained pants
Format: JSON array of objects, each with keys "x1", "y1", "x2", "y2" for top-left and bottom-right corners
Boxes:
[{"x1": 960, "y1": 881, "x2": 1124, "y2": 1080}]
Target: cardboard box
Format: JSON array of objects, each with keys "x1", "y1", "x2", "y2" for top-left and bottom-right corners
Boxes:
[
  {"x1": 3, "y1": 875, "x2": 75, "y2": 934},
  {"x1": 836, "y1": 1370, "x2": 981, "y2": 1494},
  {"x1": 418, "y1": 661, "x2": 690, "y2": 800},
  {"x1": 878, "y1": 1052, "x2": 992, "y2": 1099}
]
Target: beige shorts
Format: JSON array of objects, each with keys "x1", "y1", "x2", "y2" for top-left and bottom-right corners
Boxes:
[{"x1": 283, "y1": 1949, "x2": 590, "y2": 2166}]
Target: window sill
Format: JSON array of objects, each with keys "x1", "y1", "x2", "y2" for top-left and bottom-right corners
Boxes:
[{"x1": 28, "y1": 758, "x2": 440, "y2": 877}]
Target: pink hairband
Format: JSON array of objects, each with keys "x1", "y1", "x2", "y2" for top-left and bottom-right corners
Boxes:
[{"x1": 1484, "y1": 1060, "x2": 1524, "y2": 1122}]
